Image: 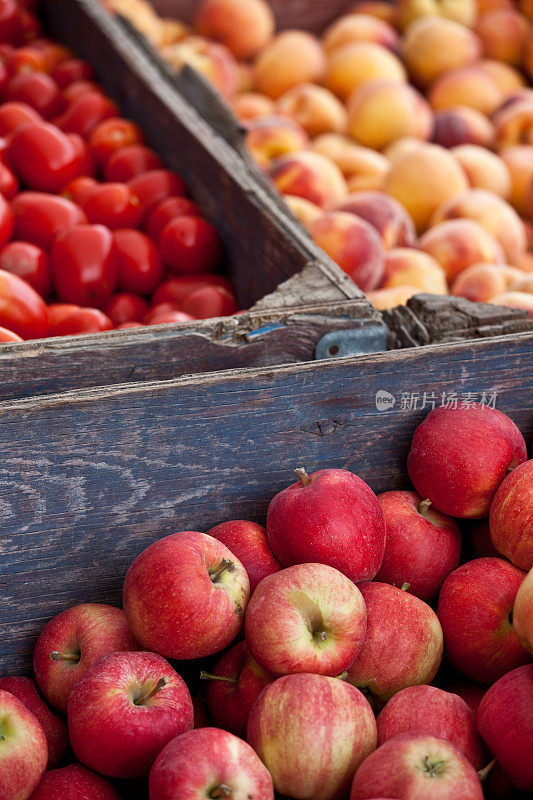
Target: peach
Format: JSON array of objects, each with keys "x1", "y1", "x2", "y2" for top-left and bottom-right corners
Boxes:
[
  {"x1": 276, "y1": 84, "x2": 348, "y2": 137},
  {"x1": 161, "y1": 36, "x2": 239, "y2": 99},
  {"x1": 324, "y1": 41, "x2": 405, "y2": 102},
  {"x1": 431, "y1": 188, "x2": 527, "y2": 264},
  {"x1": 394, "y1": 0, "x2": 478, "y2": 30},
  {"x1": 500, "y1": 145, "x2": 533, "y2": 214},
  {"x1": 322, "y1": 13, "x2": 400, "y2": 54},
  {"x1": 402, "y1": 16, "x2": 481, "y2": 87},
  {"x1": 245, "y1": 116, "x2": 308, "y2": 170},
  {"x1": 478, "y1": 59, "x2": 526, "y2": 94},
  {"x1": 236, "y1": 64, "x2": 253, "y2": 93},
  {"x1": 451, "y1": 145, "x2": 511, "y2": 198},
  {"x1": 521, "y1": 0, "x2": 533, "y2": 20},
  {"x1": 432, "y1": 107, "x2": 495, "y2": 149},
  {"x1": 513, "y1": 273, "x2": 533, "y2": 292},
  {"x1": 310, "y1": 210, "x2": 385, "y2": 291},
  {"x1": 418, "y1": 219, "x2": 505, "y2": 281},
  {"x1": 488, "y1": 291, "x2": 533, "y2": 316},
  {"x1": 106, "y1": 0, "x2": 164, "y2": 45},
  {"x1": 478, "y1": 0, "x2": 514, "y2": 13},
  {"x1": 516, "y1": 250, "x2": 533, "y2": 272},
  {"x1": 382, "y1": 248, "x2": 448, "y2": 294},
  {"x1": 335, "y1": 191, "x2": 416, "y2": 250},
  {"x1": 351, "y1": 1, "x2": 396, "y2": 24},
  {"x1": 159, "y1": 19, "x2": 190, "y2": 46},
  {"x1": 429, "y1": 64, "x2": 505, "y2": 116},
  {"x1": 231, "y1": 93, "x2": 275, "y2": 123},
  {"x1": 283, "y1": 195, "x2": 322, "y2": 232},
  {"x1": 382, "y1": 143, "x2": 469, "y2": 232},
  {"x1": 451, "y1": 263, "x2": 525, "y2": 302},
  {"x1": 313, "y1": 134, "x2": 389, "y2": 190},
  {"x1": 268, "y1": 151, "x2": 347, "y2": 209},
  {"x1": 476, "y1": 9, "x2": 529, "y2": 66},
  {"x1": 493, "y1": 100, "x2": 533, "y2": 149},
  {"x1": 194, "y1": 0, "x2": 274, "y2": 60},
  {"x1": 367, "y1": 285, "x2": 420, "y2": 309},
  {"x1": 383, "y1": 137, "x2": 425, "y2": 164},
  {"x1": 253, "y1": 32, "x2": 326, "y2": 100},
  {"x1": 346, "y1": 79, "x2": 433, "y2": 151}
]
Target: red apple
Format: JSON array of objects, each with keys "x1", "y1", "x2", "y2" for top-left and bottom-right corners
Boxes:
[
  {"x1": 244, "y1": 562, "x2": 367, "y2": 677},
  {"x1": 0, "y1": 689, "x2": 48, "y2": 800},
  {"x1": 266, "y1": 468, "x2": 386, "y2": 583},
  {"x1": 513, "y1": 566, "x2": 533, "y2": 654},
  {"x1": 33, "y1": 603, "x2": 139, "y2": 712},
  {"x1": 407, "y1": 405, "x2": 527, "y2": 518},
  {"x1": 206, "y1": 519, "x2": 280, "y2": 592},
  {"x1": 149, "y1": 727, "x2": 274, "y2": 800},
  {"x1": 0, "y1": 676, "x2": 68, "y2": 768},
  {"x1": 247, "y1": 673, "x2": 377, "y2": 800},
  {"x1": 346, "y1": 582, "x2": 443, "y2": 709},
  {"x1": 28, "y1": 764, "x2": 120, "y2": 800},
  {"x1": 200, "y1": 640, "x2": 272, "y2": 738},
  {"x1": 349, "y1": 734, "x2": 484, "y2": 800},
  {"x1": 489, "y1": 460, "x2": 533, "y2": 570},
  {"x1": 375, "y1": 491, "x2": 461, "y2": 601},
  {"x1": 477, "y1": 664, "x2": 533, "y2": 792},
  {"x1": 436, "y1": 674, "x2": 486, "y2": 721},
  {"x1": 67, "y1": 650, "x2": 193, "y2": 779},
  {"x1": 376, "y1": 685, "x2": 485, "y2": 769},
  {"x1": 437, "y1": 557, "x2": 529, "y2": 684},
  {"x1": 123, "y1": 531, "x2": 250, "y2": 660}
]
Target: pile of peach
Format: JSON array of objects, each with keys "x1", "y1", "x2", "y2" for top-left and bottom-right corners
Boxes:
[{"x1": 111, "y1": 0, "x2": 533, "y2": 317}]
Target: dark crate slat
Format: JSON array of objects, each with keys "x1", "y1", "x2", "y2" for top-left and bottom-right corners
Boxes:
[{"x1": 1, "y1": 332, "x2": 532, "y2": 674}]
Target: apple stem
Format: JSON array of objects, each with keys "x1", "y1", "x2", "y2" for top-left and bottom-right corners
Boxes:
[
  {"x1": 200, "y1": 671, "x2": 238, "y2": 685},
  {"x1": 210, "y1": 558, "x2": 235, "y2": 583},
  {"x1": 209, "y1": 786, "x2": 232, "y2": 799},
  {"x1": 478, "y1": 760, "x2": 497, "y2": 782},
  {"x1": 424, "y1": 756, "x2": 445, "y2": 778},
  {"x1": 294, "y1": 467, "x2": 309, "y2": 487},
  {"x1": 0, "y1": 732, "x2": 5, "y2": 741},
  {"x1": 417, "y1": 498, "x2": 432, "y2": 516},
  {"x1": 134, "y1": 676, "x2": 169, "y2": 706},
  {"x1": 336, "y1": 671, "x2": 348, "y2": 680},
  {"x1": 49, "y1": 651, "x2": 80, "y2": 663},
  {"x1": 401, "y1": 582, "x2": 410, "y2": 592}
]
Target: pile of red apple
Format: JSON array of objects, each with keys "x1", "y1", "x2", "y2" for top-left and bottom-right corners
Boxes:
[
  {"x1": 0, "y1": 0, "x2": 239, "y2": 344},
  {"x1": 1, "y1": 402, "x2": 532, "y2": 800}
]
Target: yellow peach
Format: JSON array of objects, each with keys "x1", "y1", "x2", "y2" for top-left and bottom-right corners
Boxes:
[
  {"x1": 477, "y1": 59, "x2": 526, "y2": 94},
  {"x1": 432, "y1": 106, "x2": 495, "y2": 149},
  {"x1": 488, "y1": 291, "x2": 533, "y2": 315},
  {"x1": 394, "y1": 0, "x2": 477, "y2": 31},
  {"x1": 476, "y1": 8, "x2": 529, "y2": 66},
  {"x1": 283, "y1": 195, "x2": 322, "y2": 232},
  {"x1": 268, "y1": 151, "x2": 348, "y2": 209},
  {"x1": 245, "y1": 116, "x2": 308, "y2": 170},
  {"x1": 500, "y1": 145, "x2": 533, "y2": 215},
  {"x1": 335, "y1": 191, "x2": 416, "y2": 250},
  {"x1": 253, "y1": 32, "x2": 326, "y2": 100},
  {"x1": 402, "y1": 15, "x2": 481, "y2": 86},
  {"x1": 313, "y1": 134, "x2": 389, "y2": 190},
  {"x1": 276, "y1": 84, "x2": 348, "y2": 137},
  {"x1": 194, "y1": 0, "x2": 274, "y2": 60},
  {"x1": 451, "y1": 263, "x2": 525, "y2": 302},
  {"x1": 324, "y1": 41, "x2": 406, "y2": 102},
  {"x1": 382, "y1": 248, "x2": 448, "y2": 293},
  {"x1": 232, "y1": 93, "x2": 275, "y2": 123},
  {"x1": 367, "y1": 285, "x2": 420, "y2": 309},
  {"x1": 493, "y1": 100, "x2": 533, "y2": 149},
  {"x1": 418, "y1": 219, "x2": 505, "y2": 281},
  {"x1": 429, "y1": 65, "x2": 504, "y2": 116},
  {"x1": 161, "y1": 36, "x2": 239, "y2": 99},
  {"x1": 351, "y1": 1, "x2": 396, "y2": 24},
  {"x1": 451, "y1": 145, "x2": 511, "y2": 198},
  {"x1": 322, "y1": 13, "x2": 399, "y2": 54}
]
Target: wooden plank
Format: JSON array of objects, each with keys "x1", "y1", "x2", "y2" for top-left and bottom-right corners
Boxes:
[
  {"x1": 0, "y1": 297, "x2": 379, "y2": 401},
  {"x1": 1, "y1": 332, "x2": 532, "y2": 674}
]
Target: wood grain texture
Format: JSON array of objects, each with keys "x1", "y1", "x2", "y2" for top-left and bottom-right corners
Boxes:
[
  {"x1": 1, "y1": 332, "x2": 532, "y2": 675},
  {"x1": 0, "y1": 298, "x2": 379, "y2": 400}
]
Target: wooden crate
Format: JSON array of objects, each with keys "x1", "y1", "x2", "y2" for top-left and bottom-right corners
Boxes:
[
  {"x1": 0, "y1": 0, "x2": 383, "y2": 403},
  {"x1": 1, "y1": 330, "x2": 532, "y2": 676}
]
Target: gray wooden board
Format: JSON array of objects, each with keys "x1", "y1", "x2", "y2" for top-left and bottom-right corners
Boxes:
[{"x1": 1, "y1": 333, "x2": 532, "y2": 674}]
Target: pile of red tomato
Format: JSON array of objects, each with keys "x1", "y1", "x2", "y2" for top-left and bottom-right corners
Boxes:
[{"x1": 0, "y1": 0, "x2": 239, "y2": 343}]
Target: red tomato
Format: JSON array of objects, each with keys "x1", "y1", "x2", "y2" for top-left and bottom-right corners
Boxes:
[
  {"x1": 6, "y1": 45, "x2": 49, "y2": 75},
  {"x1": 145, "y1": 305, "x2": 194, "y2": 325},
  {"x1": 0, "y1": 100, "x2": 41, "y2": 135},
  {"x1": 113, "y1": 228, "x2": 163, "y2": 295},
  {"x1": 46, "y1": 301, "x2": 79, "y2": 328},
  {"x1": 6, "y1": 70, "x2": 63, "y2": 118},
  {"x1": 0, "y1": 57, "x2": 7, "y2": 95},
  {"x1": 159, "y1": 216, "x2": 223, "y2": 274},
  {"x1": 8, "y1": 121, "x2": 89, "y2": 192},
  {"x1": 0, "y1": 324, "x2": 22, "y2": 342},
  {"x1": 56, "y1": 90, "x2": 118, "y2": 138},
  {"x1": 104, "y1": 144, "x2": 163, "y2": 183},
  {"x1": 61, "y1": 79, "x2": 100, "y2": 105},
  {"x1": 82, "y1": 184, "x2": 143, "y2": 230},
  {"x1": 52, "y1": 224, "x2": 118, "y2": 308},
  {"x1": 0, "y1": 0, "x2": 22, "y2": 45},
  {"x1": 128, "y1": 169, "x2": 188, "y2": 219},
  {"x1": 17, "y1": 8, "x2": 41, "y2": 44},
  {"x1": 51, "y1": 306, "x2": 113, "y2": 337},
  {"x1": 0, "y1": 268, "x2": 49, "y2": 339},
  {"x1": 151, "y1": 274, "x2": 234, "y2": 307},
  {"x1": 66, "y1": 132, "x2": 95, "y2": 178},
  {"x1": 89, "y1": 117, "x2": 144, "y2": 167},
  {"x1": 51, "y1": 58, "x2": 93, "y2": 89},
  {"x1": 145, "y1": 197, "x2": 201, "y2": 242},
  {"x1": 61, "y1": 176, "x2": 98, "y2": 206},
  {"x1": 0, "y1": 240, "x2": 50, "y2": 297},
  {"x1": 104, "y1": 292, "x2": 149, "y2": 326},
  {"x1": 0, "y1": 191, "x2": 13, "y2": 246},
  {"x1": 0, "y1": 162, "x2": 17, "y2": 199},
  {"x1": 11, "y1": 192, "x2": 87, "y2": 249},
  {"x1": 182, "y1": 285, "x2": 239, "y2": 319},
  {"x1": 116, "y1": 321, "x2": 144, "y2": 329}
]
